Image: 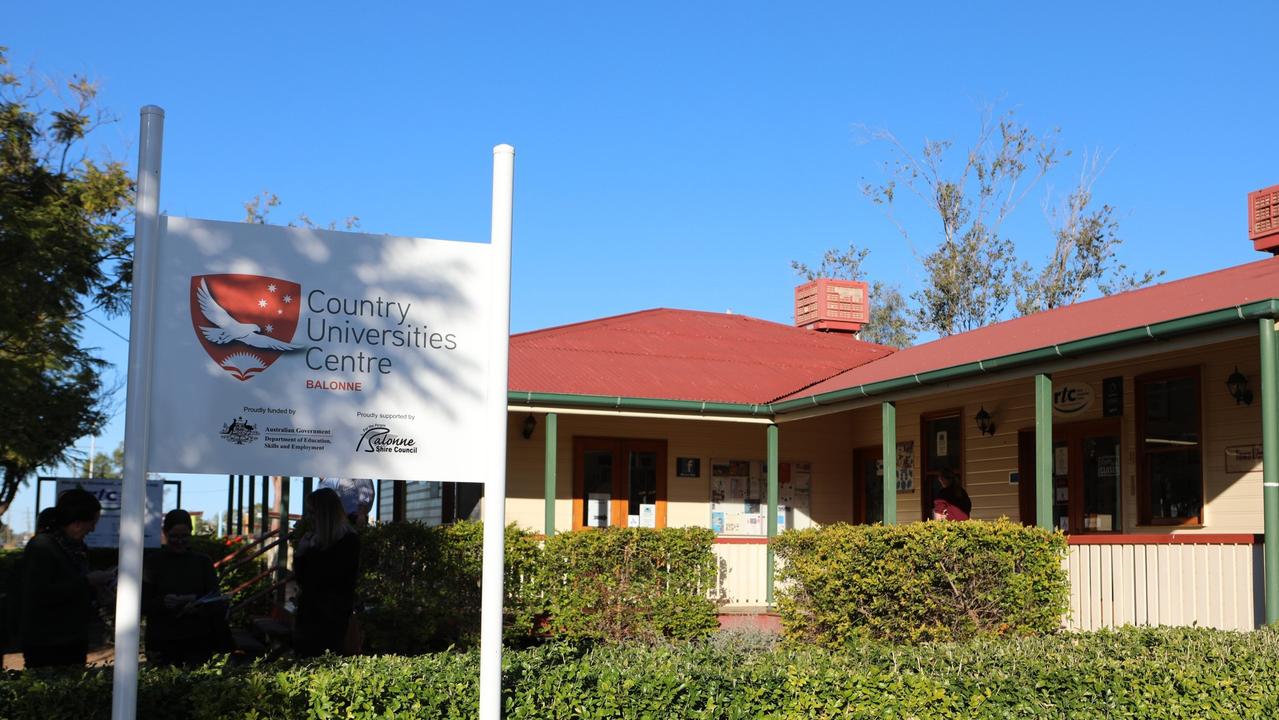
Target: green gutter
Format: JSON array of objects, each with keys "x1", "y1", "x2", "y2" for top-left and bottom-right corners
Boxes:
[
  {"x1": 769, "y1": 299, "x2": 1279, "y2": 414},
  {"x1": 507, "y1": 390, "x2": 774, "y2": 417}
]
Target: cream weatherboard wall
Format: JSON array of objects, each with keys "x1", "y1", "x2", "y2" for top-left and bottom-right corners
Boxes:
[
  {"x1": 504, "y1": 412, "x2": 831, "y2": 533},
  {"x1": 818, "y1": 334, "x2": 1265, "y2": 533}
]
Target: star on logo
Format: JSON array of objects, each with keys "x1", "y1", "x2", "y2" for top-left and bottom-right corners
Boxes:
[
  {"x1": 282, "y1": 294, "x2": 293, "y2": 304},
  {"x1": 258, "y1": 298, "x2": 268, "y2": 308},
  {"x1": 265, "y1": 323, "x2": 274, "y2": 333},
  {"x1": 267, "y1": 283, "x2": 277, "y2": 293}
]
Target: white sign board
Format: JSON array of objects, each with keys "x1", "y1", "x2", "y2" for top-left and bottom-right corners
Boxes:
[
  {"x1": 1053, "y1": 382, "x2": 1095, "y2": 415},
  {"x1": 147, "y1": 217, "x2": 492, "y2": 482},
  {"x1": 53, "y1": 478, "x2": 165, "y2": 548}
]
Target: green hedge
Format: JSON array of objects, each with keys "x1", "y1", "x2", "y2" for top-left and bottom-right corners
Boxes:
[
  {"x1": 357, "y1": 521, "x2": 542, "y2": 653},
  {"x1": 774, "y1": 519, "x2": 1069, "y2": 645},
  {"x1": 3, "y1": 627, "x2": 1278, "y2": 718},
  {"x1": 538, "y1": 527, "x2": 720, "y2": 642},
  {"x1": 358, "y1": 523, "x2": 719, "y2": 651}
]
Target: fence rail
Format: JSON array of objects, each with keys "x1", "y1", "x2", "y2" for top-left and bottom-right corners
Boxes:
[
  {"x1": 1064, "y1": 534, "x2": 1263, "y2": 631},
  {"x1": 713, "y1": 539, "x2": 769, "y2": 607}
]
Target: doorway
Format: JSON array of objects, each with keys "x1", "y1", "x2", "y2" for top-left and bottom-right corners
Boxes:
[
  {"x1": 852, "y1": 446, "x2": 885, "y2": 525},
  {"x1": 1017, "y1": 420, "x2": 1122, "y2": 533},
  {"x1": 920, "y1": 411, "x2": 964, "y2": 521},
  {"x1": 572, "y1": 437, "x2": 668, "y2": 530}
]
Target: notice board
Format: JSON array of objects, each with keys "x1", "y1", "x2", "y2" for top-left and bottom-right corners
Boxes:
[{"x1": 709, "y1": 459, "x2": 811, "y2": 536}]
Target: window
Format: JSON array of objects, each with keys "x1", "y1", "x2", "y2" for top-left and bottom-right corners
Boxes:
[
  {"x1": 572, "y1": 437, "x2": 667, "y2": 529},
  {"x1": 1137, "y1": 368, "x2": 1202, "y2": 525}
]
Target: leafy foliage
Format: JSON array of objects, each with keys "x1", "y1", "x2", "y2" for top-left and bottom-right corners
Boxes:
[
  {"x1": 4, "y1": 627, "x2": 1279, "y2": 718},
  {"x1": 538, "y1": 527, "x2": 721, "y2": 642},
  {"x1": 243, "y1": 189, "x2": 360, "y2": 231},
  {"x1": 1013, "y1": 153, "x2": 1164, "y2": 314},
  {"x1": 356, "y1": 521, "x2": 542, "y2": 653},
  {"x1": 354, "y1": 523, "x2": 720, "y2": 652},
  {"x1": 847, "y1": 107, "x2": 1159, "y2": 339},
  {"x1": 75, "y1": 440, "x2": 124, "y2": 479},
  {"x1": 0, "y1": 47, "x2": 133, "y2": 517},
  {"x1": 774, "y1": 519, "x2": 1069, "y2": 645}
]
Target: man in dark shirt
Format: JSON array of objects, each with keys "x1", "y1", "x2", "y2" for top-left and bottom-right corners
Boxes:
[{"x1": 143, "y1": 509, "x2": 228, "y2": 666}]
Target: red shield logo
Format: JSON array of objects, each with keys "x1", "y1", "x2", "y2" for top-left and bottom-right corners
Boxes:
[{"x1": 189, "y1": 274, "x2": 303, "y2": 381}]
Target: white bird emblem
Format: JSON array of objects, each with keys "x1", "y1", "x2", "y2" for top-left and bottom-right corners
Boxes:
[{"x1": 196, "y1": 279, "x2": 300, "y2": 351}]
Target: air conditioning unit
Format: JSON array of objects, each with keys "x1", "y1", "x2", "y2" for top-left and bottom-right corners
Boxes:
[
  {"x1": 794, "y1": 279, "x2": 869, "y2": 334},
  {"x1": 1249, "y1": 184, "x2": 1279, "y2": 254}
]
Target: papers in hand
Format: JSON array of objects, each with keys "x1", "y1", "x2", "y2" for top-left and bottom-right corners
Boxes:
[{"x1": 192, "y1": 592, "x2": 231, "y2": 606}]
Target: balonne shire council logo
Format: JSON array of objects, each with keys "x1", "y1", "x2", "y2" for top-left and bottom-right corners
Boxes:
[
  {"x1": 190, "y1": 274, "x2": 303, "y2": 381},
  {"x1": 220, "y1": 416, "x2": 259, "y2": 445},
  {"x1": 356, "y1": 424, "x2": 418, "y2": 454}
]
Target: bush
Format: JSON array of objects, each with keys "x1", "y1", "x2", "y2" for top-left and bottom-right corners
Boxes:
[
  {"x1": 774, "y1": 519, "x2": 1069, "y2": 645},
  {"x1": 538, "y1": 527, "x2": 720, "y2": 642},
  {"x1": 2, "y1": 627, "x2": 1279, "y2": 718},
  {"x1": 357, "y1": 521, "x2": 541, "y2": 653}
]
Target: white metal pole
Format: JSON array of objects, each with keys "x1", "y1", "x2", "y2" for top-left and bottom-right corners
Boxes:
[
  {"x1": 478, "y1": 144, "x2": 514, "y2": 720},
  {"x1": 111, "y1": 105, "x2": 164, "y2": 720}
]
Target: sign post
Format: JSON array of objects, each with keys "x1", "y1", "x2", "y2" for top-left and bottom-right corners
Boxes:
[
  {"x1": 111, "y1": 104, "x2": 164, "y2": 720},
  {"x1": 479, "y1": 144, "x2": 514, "y2": 720},
  {"x1": 110, "y1": 104, "x2": 513, "y2": 717}
]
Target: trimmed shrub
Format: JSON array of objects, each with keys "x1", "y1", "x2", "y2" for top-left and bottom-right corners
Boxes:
[
  {"x1": 357, "y1": 521, "x2": 541, "y2": 653},
  {"x1": 537, "y1": 527, "x2": 720, "y2": 642},
  {"x1": 774, "y1": 519, "x2": 1069, "y2": 645},
  {"x1": 3, "y1": 627, "x2": 1279, "y2": 718}
]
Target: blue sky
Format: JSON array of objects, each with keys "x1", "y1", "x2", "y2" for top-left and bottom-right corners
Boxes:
[{"x1": 6, "y1": 2, "x2": 1279, "y2": 531}]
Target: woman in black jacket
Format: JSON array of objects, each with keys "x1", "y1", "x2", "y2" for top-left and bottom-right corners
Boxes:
[
  {"x1": 293, "y1": 488, "x2": 360, "y2": 657},
  {"x1": 20, "y1": 488, "x2": 113, "y2": 668}
]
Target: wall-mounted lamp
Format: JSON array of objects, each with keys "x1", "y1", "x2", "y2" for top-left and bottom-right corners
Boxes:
[
  {"x1": 521, "y1": 413, "x2": 537, "y2": 440},
  {"x1": 974, "y1": 406, "x2": 996, "y2": 436},
  {"x1": 1226, "y1": 366, "x2": 1253, "y2": 406}
]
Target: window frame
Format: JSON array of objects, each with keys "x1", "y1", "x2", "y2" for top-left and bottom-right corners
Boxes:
[
  {"x1": 1135, "y1": 366, "x2": 1204, "y2": 527},
  {"x1": 571, "y1": 436, "x2": 668, "y2": 530}
]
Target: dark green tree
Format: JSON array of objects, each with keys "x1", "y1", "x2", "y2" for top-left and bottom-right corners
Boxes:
[
  {"x1": 77, "y1": 440, "x2": 124, "y2": 479},
  {"x1": 0, "y1": 48, "x2": 133, "y2": 517}
]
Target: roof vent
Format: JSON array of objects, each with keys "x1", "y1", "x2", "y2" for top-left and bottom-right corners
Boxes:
[
  {"x1": 794, "y1": 279, "x2": 869, "y2": 334},
  {"x1": 1249, "y1": 184, "x2": 1279, "y2": 254}
]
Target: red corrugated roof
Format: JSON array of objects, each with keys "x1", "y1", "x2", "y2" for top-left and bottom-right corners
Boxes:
[
  {"x1": 509, "y1": 308, "x2": 894, "y2": 404},
  {"x1": 783, "y1": 256, "x2": 1279, "y2": 401}
]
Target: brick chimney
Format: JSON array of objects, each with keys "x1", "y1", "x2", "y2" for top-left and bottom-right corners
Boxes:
[
  {"x1": 1249, "y1": 184, "x2": 1279, "y2": 254},
  {"x1": 794, "y1": 279, "x2": 869, "y2": 335}
]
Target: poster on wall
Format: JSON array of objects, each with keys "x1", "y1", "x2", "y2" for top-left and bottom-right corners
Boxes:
[
  {"x1": 146, "y1": 217, "x2": 493, "y2": 482},
  {"x1": 709, "y1": 459, "x2": 810, "y2": 535},
  {"x1": 896, "y1": 441, "x2": 915, "y2": 493}
]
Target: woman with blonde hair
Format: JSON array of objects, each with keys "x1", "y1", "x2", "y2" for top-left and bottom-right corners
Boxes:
[{"x1": 293, "y1": 488, "x2": 360, "y2": 656}]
